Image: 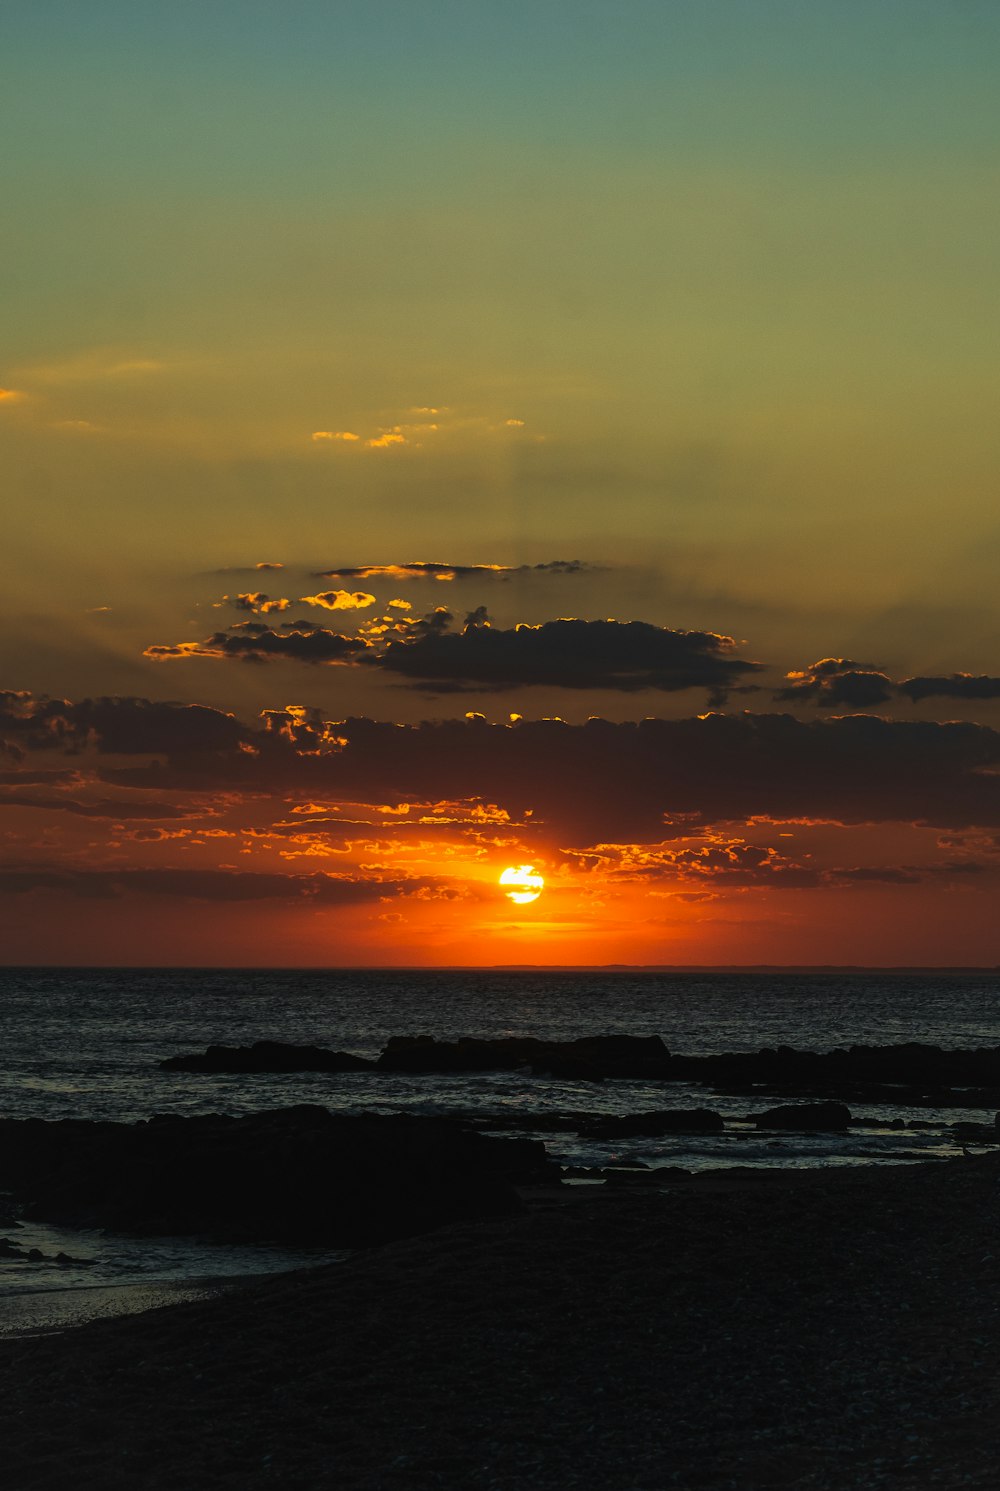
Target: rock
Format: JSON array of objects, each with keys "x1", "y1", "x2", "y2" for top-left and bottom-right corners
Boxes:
[
  {"x1": 753, "y1": 1102, "x2": 853, "y2": 1131},
  {"x1": 952, "y1": 1121, "x2": 1000, "y2": 1143},
  {"x1": 377, "y1": 1034, "x2": 672, "y2": 1080},
  {"x1": 159, "y1": 1041, "x2": 374, "y2": 1074},
  {"x1": 667, "y1": 1043, "x2": 1000, "y2": 1108},
  {"x1": 0, "y1": 1107, "x2": 545, "y2": 1247}
]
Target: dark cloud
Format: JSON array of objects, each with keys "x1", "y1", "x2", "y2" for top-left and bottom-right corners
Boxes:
[
  {"x1": 145, "y1": 627, "x2": 370, "y2": 666},
  {"x1": 898, "y1": 674, "x2": 1000, "y2": 703},
  {"x1": 569, "y1": 838, "x2": 991, "y2": 891},
  {"x1": 0, "y1": 693, "x2": 248, "y2": 755},
  {"x1": 12, "y1": 697, "x2": 1000, "y2": 844},
  {"x1": 228, "y1": 592, "x2": 292, "y2": 614},
  {"x1": 275, "y1": 713, "x2": 1000, "y2": 842},
  {"x1": 208, "y1": 562, "x2": 285, "y2": 575},
  {"x1": 368, "y1": 618, "x2": 761, "y2": 698},
  {"x1": 776, "y1": 659, "x2": 895, "y2": 709},
  {"x1": 0, "y1": 769, "x2": 80, "y2": 785},
  {"x1": 0, "y1": 868, "x2": 453, "y2": 902},
  {"x1": 0, "y1": 793, "x2": 192, "y2": 820}
]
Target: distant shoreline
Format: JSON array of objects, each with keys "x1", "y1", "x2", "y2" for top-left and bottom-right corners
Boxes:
[{"x1": 3, "y1": 963, "x2": 1000, "y2": 975}]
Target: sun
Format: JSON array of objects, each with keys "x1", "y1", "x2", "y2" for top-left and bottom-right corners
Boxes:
[{"x1": 499, "y1": 864, "x2": 545, "y2": 905}]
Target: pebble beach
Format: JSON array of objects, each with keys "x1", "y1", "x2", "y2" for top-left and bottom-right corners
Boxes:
[{"x1": 3, "y1": 1154, "x2": 1000, "y2": 1490}]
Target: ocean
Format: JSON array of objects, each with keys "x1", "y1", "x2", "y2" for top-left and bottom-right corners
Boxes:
[{"x1": 2, "y1": 966, "x2": 999, "y2": 1320}]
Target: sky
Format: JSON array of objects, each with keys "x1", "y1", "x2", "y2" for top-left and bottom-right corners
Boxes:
[{"x1": 3, "y1": 1, "x2": 1000, "y2": 965}]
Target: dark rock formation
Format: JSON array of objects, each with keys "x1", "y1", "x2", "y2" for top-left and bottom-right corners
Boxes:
[
  {"x1": 670, "y1": 1042, "x2": 1000, "y2": 1108},
  {"x1": 753, "y1": 1102, "x2": 853, "y2": 1132},
  {"x1": 160, "y1": 1041, "x2": 374, "y2": 1073},
  {"x1": 0, "y1": 1107, "x2": 549, "y2": 1247},
  {"x1": 377, "y1": 1034, "x2": 672, "y2": 1080},
  {"x1": 579, "y1": 1108, "x2": 725, "y2": 1139},
  {"x1": 0, "y1": 1237, "x2": 93, "y2": 1265}
]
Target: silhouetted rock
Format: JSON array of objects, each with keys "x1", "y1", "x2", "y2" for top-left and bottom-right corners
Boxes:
[
  {"x1": 753, "y1": 1102, "x2": 853, "y2": 1131},
  {"x1": 951, "y1": 1121, "x2": 1000, "y2": 1143},
  {"x1": 160, "y1": 1041, "x2": 374, "y2": 1073},
  {"x1": 670, "y1": 1042, "x2": 1000, "y2": 1107},
  {"x1": 0, "y1": 1108, "x2": 544, "y2": 1247},
  {"x1": 377, "y1": 1034, "x2": 671, "y2": 1080},
  {"x1": 580, "y1": 1108, "x2": 725, "y2": 1139}
]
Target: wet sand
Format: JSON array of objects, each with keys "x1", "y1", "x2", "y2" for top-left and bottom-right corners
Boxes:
[
  {"x1": 2, "y1": 1157, "x2": 1000, "y2": 1489},
  {"x1": 0, "y1": 1277, "x2": 250, "y2": 1340}
]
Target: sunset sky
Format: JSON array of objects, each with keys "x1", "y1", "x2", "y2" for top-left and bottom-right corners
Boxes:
[{"x1": 4, "y1": 2, "x2": 1000, "y2": 964}]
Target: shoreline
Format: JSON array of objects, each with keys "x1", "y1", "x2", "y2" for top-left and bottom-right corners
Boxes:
[
  {"x1": 0, "y1": 1276, "x2": 258, "y2": 1341},
  {"x1": 3, "y1": 1155, "x2": 1000, "y2": 1488}
]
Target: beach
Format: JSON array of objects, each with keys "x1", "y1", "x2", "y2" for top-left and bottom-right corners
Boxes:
[{"x1": 3, "y1": 1155, "x2": 999, "y2": 1490}]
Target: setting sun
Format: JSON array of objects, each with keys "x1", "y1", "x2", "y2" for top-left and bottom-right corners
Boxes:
[{"x1": 499, "y1": 865, "x2": 545, "y2": 905}]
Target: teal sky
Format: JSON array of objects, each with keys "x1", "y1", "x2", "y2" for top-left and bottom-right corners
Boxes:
[{"x1": 5, "y1": 6, "x2": 999, "y2": 666}]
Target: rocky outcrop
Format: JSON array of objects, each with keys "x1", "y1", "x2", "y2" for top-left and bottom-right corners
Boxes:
[
  {"x1": 753, "y1": 1102, "x2": 853, "y2": 1131},
  {"x1": 377, "y1": 1034, "x2": 672, "y2": 1080},
  {"x1": 0, "y1": 1236, "x2": 93, "y2": 1266},
  {"x1": 160, "y1": 1041, "x2": 374, "y2": 1073},
  {"x1": 0, "y1": 1107, "x2": 548, "y2": 1247},
  {"x1": 671, "y1": 1042, "x2": 1000, "y2": 1107}
]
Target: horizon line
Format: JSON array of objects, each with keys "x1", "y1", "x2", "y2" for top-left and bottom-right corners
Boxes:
[{"x1": 3, "y1": 963, "x2": 1000, "y2": 975}]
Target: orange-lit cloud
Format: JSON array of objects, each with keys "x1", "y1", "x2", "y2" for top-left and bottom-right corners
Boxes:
[
  {"x1": 365, "y1": 430, "x2": 407, "y2": 449},
  {"x1": 145, "y1": 624, "x2": 370, "y2": 665},
  {"x1": 318, "y1": 560, "x2": 594, "y2": 581},
  {"x1": 144, "y1": 641, "x2": 222, "y2": 660},
  {"x1": 0, "y1": 388, "x2": 24, "y2": 403},
  {"x1": 311, "y1": 430, "x2": 360, "y2": 442},
  {"x1": 229, "y1": 592, "x2": 291, "y2": 614},
  {"x1": 299, "y1": 590, "x2": 377, "y2": 611}
]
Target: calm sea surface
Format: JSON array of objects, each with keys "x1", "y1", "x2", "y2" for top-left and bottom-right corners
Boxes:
[{"x1": 2, "y1": 967, "x2": 999, "y2": 1311}]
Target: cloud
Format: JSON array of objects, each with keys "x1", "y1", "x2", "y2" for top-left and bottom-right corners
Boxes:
[
  {"x1": 776, "y1": 659, "x2": 895, "y2": 709},
  {"x1": 145, "y1": 626, "x2": 370, "y2": 666},
  {"x1": 12, "y1": 696, "x2": 1000, "y2": 846},
  {"x1": 311, "y1": 430, "x2": 360, "y2": 442},
  {"x1": 572, "y1": 836, "x2": 989, "y2": 892},
  {"x1": 0, "y1": 691, "x2": 248, "y2": 756},
  {"x1": 208, "y1": 562, "x2": 285, "y2": 576},
  {"x1": 0, "y1": 792, "x2": 193, "y2": 820},
  {"x1": 318, "y1": 560, "x2": 597, "y2": 581},
  {"x1": 365, "y1": 430, "x2": 407, "y2": 449},
  {"x1": 779, "y1": 662, "x2": 1000, "y2": 710},
  {"x1": 898, "y1": 674, "x2": 1000, "y2": 703},
  {"x1": 238, "y1": 713, "x2": 1000, "y2": 844},
  {"x1": 366, "y1": 616, "x2": 761, "y2": 698},
  {"x1": 0, "y1": 388, "x2": 25, "y2": 403},
  {"x1": 299, "y1": 590, "x2": 377, "y2": 611},
  {"x1": 229, "y1": 593, "x2": 292, "y2": 614},
  {"x1": 0, "y1": 868, "x2": 454, "y2": 903}
]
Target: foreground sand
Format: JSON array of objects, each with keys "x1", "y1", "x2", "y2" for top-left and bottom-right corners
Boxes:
[{"x1": 2, "y1": 1158, "x2": 1000, "y2": 1490}]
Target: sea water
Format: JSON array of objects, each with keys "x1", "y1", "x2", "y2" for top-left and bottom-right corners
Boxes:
[{"x1": 2, "y1": 967, "x2": 999, "y2": 1315}]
